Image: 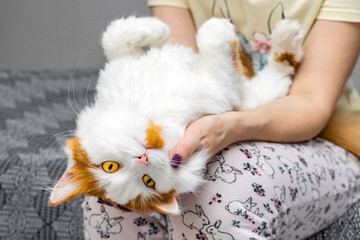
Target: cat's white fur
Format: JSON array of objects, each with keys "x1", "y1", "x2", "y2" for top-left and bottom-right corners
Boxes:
[{"x1": 56, "y1": 17, "x2": 304, "y2": 212}]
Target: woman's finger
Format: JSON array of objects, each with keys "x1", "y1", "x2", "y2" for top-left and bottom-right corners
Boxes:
[{"x1": 169, "y1": 133, "x2": 201, "y2": 168}]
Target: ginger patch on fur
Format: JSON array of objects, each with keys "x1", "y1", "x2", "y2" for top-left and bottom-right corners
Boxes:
[
  {"x1": 49, "y1": 136, "x2": 108, "y2": 206},
  {"x1": 239, "y1": 51, "x2": 255, "y2": 78},
  {"x1": 145, "y1": 120, "x2": 164, "y2": 149},
  {"x1": 274, "y1": 52, "x2": 299, "y2": 68},
  {"x1": 229, "y1": 39, "x2": 254, "y2": 78}
]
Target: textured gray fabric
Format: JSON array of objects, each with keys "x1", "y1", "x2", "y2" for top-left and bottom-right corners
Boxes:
[
  {"x1": 0, "y1": 69, "x2": 359, "y2": 240},
  {"x1": 307, "y1": 200, "x2": 360, "y2": 240},
  {"x1": 0, "y1": 69, "x2": 97, "y2": 239}
]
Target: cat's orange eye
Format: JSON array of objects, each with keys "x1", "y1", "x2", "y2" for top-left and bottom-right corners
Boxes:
[
  {"x1": 142, "y1": 174, "x2": 155, "y2": 188},
  {"x1": 102, "y1": 161, "x2": 119, "y2": 173}
]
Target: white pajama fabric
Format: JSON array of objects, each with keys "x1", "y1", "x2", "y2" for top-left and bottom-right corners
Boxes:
[{"x1": 83, "y1": 138, "x2": 360, "y2": 240}]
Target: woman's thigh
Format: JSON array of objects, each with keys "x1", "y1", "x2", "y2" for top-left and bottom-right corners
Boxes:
[
  {"x1": 83, "y1": 138, "x2": 360, "y2": 240},
  {"x1": 168, "y1": 139, "x2": 360, "y2": 240}
]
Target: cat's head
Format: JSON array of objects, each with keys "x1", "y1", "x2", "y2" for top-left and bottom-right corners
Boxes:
[{"x1": 48, "y1": 104, "x2": 182, "y2": 215}]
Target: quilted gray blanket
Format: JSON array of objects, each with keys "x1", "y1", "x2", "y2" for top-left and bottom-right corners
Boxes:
[{"x1": 0, "y1": 69, "x2": 359, "y2": 239}]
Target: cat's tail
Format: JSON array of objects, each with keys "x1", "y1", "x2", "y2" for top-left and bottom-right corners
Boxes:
[
  {"x1": 319, "y1": 109, "x2": 360, "y2": 157},
  {"x1": 102, "y1": 16, "x2": 170, "y2": 60}
]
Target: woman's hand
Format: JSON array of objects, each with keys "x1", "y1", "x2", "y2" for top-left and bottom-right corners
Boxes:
[
  {"x1": 168, "y1": 112, "x2": 261, "y2": 167},
  {"x1": 168, "y1": 115, "x2": 227, "y2": 167}
]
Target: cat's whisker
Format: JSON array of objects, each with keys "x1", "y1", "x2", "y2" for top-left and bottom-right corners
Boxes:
[
  {"x1": 44, "y1": 134, "x2": 75, "y2": 156},
  {"x1": 47, "y1": 134, "x2": 75, "y2": 148},
  {"x1": 177, "y1": 196, "x2": 183, "y2": 211},
  {"x1": 36, "y1": 131, "x2": 74, "y2": 152},
  {"x1": 67, "y1": 70, "x2": 80, "y2": 117},
  {"x1": 73, "y1": 51, "x2": 88, "y2": 113},
  {"x1": 50, "y1": 130, "x2": 75, "y2": 139},
  {"x1": 167, "y1": 172, "x2": 195, "y2": 193},
  {"x1": 67, "y1": 51, "x2": 88, "y2": 117},
  {"x1": 50, "y1": 132, "x2": 75, "y2": 140},
  {"x1": 85, "y1": 73, "x2": 95, "y2": 106},
  {"x1": 165, "y1": 165, "x2": 213, "y2": 206}
]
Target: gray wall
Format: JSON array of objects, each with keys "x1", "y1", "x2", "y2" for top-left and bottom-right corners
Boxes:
[
  {"x1": 0, "y1": 0, "x2": 359, "y2": 91},
  {"x1": 0, "y1": 0, "x2": 150, "y2": 70}
]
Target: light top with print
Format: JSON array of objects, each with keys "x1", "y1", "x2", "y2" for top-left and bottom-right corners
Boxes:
[{"x1": 148, "y1": 0, "x2": 360, "y2": 111}]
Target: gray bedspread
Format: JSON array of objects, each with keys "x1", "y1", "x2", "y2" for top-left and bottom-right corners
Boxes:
[{"x1": 0, "y1": 69, "x2": 359, "y2": 239}]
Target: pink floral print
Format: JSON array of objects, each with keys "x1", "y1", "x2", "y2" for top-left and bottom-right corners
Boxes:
[{"x1": 249, "y1": 32, "x2": 272, "y2": 54}]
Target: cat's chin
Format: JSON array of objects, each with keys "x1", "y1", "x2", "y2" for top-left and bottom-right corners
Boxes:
[
  {"x1": 172, "y1": 150, "x2": 209, "y2": 194},
  {"x1": 103, "y1": 189, "x2": 180, "y2": 215}
]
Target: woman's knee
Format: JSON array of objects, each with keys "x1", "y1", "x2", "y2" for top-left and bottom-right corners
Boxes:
[{"x1": 82, "y1": 196, "x2": 167, "y2": 239}]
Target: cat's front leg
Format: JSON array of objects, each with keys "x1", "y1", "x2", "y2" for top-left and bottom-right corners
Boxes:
[{"x1": 102, "y1": 17, "x2": 170, "y2": 60}]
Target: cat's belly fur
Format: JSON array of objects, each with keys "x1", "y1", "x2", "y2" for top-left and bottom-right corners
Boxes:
[{"x1": 96, "y1": 44, "x2": 243, "y2": 128}]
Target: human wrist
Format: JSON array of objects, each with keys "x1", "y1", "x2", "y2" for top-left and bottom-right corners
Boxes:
[{"x1": 221, "y1": 110, "x2": 266, "y2": 144}]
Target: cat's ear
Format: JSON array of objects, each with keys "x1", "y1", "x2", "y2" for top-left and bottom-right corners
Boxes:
[
  {"x1": 153, "y1": 195, "x2": 179, "y2": 215},
  {"x1": 48, "y1": 169, "x2": 83, "y2": 206},
  {"x1": 49, "y1": 138, "x2": 84, "y2": 206}
]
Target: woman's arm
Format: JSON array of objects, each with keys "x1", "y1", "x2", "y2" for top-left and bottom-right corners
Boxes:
[
  {"x1": 152, "y1": 7, "x2": 360, "y2": 163},
  {"x1": 234, "y1": 20, "x2": 360, "y2": 142},
  {"x1": 151, "y1": 6, "x2": 198, "y2": 50}
]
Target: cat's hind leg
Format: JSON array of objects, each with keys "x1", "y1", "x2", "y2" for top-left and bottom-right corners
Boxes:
[
  {"x1": 102, "y1": 17, "x2": 170, "y2": 60},
  {"x1": 196, "y1": 18, "x2": 243, "y2": 81},
  {"x1": 269, "y1": 19, "x2": 304, "y2": 70},
  {"x1": 241, "y1": 20, "x2": 304, "y2": 109}
]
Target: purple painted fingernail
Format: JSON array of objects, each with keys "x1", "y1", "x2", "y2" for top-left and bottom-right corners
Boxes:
[
  {"x1": 97, "y1": 198, "x2": 113, "y2": 207},
  {"x1": 116, "y1": 204, "x2": 132, "y2": 212},
  {"x1": 171, "y1": 154, "x2": 182, "y2": 168}
]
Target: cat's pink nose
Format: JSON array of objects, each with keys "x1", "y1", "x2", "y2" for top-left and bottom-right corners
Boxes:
[{"x1": 135, "y1": 154, "x2": 149, "y2": 165}]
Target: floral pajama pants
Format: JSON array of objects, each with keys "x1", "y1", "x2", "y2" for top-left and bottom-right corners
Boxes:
[{"x1": 83, "y1": 138, "x2": 360, "y2": 240}]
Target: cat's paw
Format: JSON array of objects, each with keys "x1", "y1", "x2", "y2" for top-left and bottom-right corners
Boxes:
[
  {"x1": 271, "y1": 19, "x2": 304, "y2": 63},
  {"x1": 102, "y1": 16, "x2": 170, "y2": 60},
  {"x1": 196, "y1": 18, "x2": 237, "y2": 50}
]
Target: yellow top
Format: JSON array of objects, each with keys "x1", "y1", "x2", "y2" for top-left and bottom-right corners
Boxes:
[{"x1": 148, "y1": 0, "x2": 360, "y2": 110}]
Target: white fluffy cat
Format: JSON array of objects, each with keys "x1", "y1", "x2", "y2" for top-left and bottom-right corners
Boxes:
[{"x1": 48, "y1": 16, "x2": 304, "y2": 214}]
